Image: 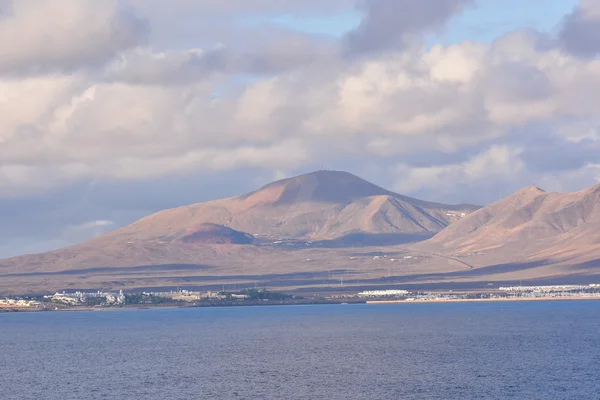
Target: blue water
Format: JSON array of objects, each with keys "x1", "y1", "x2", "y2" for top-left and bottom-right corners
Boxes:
[{"x1": 1, "y1": 301, "x2": 600, "y2": 400}]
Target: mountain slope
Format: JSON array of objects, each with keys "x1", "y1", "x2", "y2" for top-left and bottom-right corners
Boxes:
[
  {"x1": 0, "y1": 170, "x2": 478, "y2": 277},
  {"x1": 175, "y1": 223, "x2": 256, "y2": 245},
  {"x1": 6, "y1": 173, "x2": 600, "y2": 294},
  {"x1": 417, "y1": 183, "x2": 600, "y2": 265},
  {"x1": 109, "y1": 170, "x2": 479, "y2": 243}
]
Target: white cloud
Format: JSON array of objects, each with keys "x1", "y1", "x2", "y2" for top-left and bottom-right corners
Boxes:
[
  {"x1": 393, "y1": 143, "x2": 600, "y2": 205},
  {"x1": 393, "y1": 145, "x2": 524, "y2": 195},
  {"x1": 2, "y1": 23, "x2": 600, "y2": 197},
  {"x1": 62, "y1": 219, "x2": 115, "y2": 243},
  {"x1": 0, "y1": 0, "x2": 598, "y2": 207},
  {"x1": 0, "y1": 0, "x2": 148, "y2": 74},
  {"x1": 68, "y1": 220, "x2": 115, "y2": 231},
  {"x1": 126, "y1": 0, "x2": 352, "y2": 16}
]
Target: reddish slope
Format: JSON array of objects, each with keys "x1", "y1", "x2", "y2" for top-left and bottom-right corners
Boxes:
[
  {"x1": 417, "y1": 184, "x2": 600, "y2": 267},
  {"x1": 0, "y1": 170, "x2": 479, "y2": 286},
  {"x1": 111, "y1": 170, "x2": 479, "y2": 243}
]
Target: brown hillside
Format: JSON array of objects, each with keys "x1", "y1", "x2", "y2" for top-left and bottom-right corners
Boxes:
[
  {"x1": 416, "y1": 183, "x2": 600, "y2": 267},
  {"x1": 175, "y1": 223, "x2": 255, "y2": 245},
  {"x1": 110, "y1": 170, "x2": 479, "y2": 243},
  {"x1": 0, "y1": 171, "x2": 479, "y2": 289}
]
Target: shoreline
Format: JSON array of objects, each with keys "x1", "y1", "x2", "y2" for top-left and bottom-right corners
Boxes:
[
  {"x1": 0, "y1": 300, "x2": 353, "y2": 313},
  {"x1": 366, "y1": 296, "x2": 600, "y2": 304},
  {"x1": 4, "y1": 296, "x2": 600, "y2": 313}
]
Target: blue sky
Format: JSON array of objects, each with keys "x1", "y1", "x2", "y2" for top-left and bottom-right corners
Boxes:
[
  {"x1": 244, "y1": 0, "x2": 579, "y2": 43},
  {"x1": 439, "y1": 0, "x2": 579, "y2": 43}
]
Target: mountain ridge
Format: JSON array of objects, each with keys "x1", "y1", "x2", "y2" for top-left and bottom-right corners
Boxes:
[
  {"x1": 5, "y1": 170, "x2": 600, "y2": 295},
  {"x1": 0, "y1": 170, "x2": 479, "y2": 283},
  {"x1": 415, "y1": 182, "x2": 600, "y2": 263},
  {"x1": 98, "y1": 170, "x2": 480, "y2": 244}
]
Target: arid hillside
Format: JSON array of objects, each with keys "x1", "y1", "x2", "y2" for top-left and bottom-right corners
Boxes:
[
  {"x1": 5, "y1": 173, "x2": 600, "y2": 295},
  {"x1": 106, "y1": 170, "x2": 479, "y2": 244},
  {"x1": 0, "y1": 170, "x2": 480, "y2": 293},
  {"x1": 8, "y1": 173, "x2": 600, "y2": 295},
  {"x1": 414, "y1": 184, "x2": 600, "y2": 281}
]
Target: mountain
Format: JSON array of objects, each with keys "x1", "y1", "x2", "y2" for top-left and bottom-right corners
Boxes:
[
  {"x1": 102, "y1": 170, "x2": 479, "y2": 244},
  {"x1": 5, "y1": 172, "x2": 600, "y2": 294},
  {"x1": 416, "y1": 183, "x2": 600, "y2": 269},
  {"x1": 0, "y1": 170, "x2": 480, "y2": 293}
]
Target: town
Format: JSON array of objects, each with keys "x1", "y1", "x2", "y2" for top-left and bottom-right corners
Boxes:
[
  {"x1": 3, "y1": 284, "x2": 600, "y2": 312},
  {"x1": 0, "y1": 288, "x2": 308, "y2": 312},
  {"x1": 326, "y1": 284, "x2": 600, "y2": 303}
]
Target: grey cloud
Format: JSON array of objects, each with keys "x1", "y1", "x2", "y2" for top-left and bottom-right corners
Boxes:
[
  {"x1": 126, "y1": 0, "x2": 352, "y2": 52},
  {"x1": 107, "y1": 33, "x2": 333, "y2": 85},
  {"x1": 394, "y1": 148, "x2": 485, "y2": 169},
  {"x1": 405, "y1": 179, "x2": 526, "y2": 206},
  {"x1": 490, "y1": 28, "x2": 557, "y2": 59},
  {"x1": 482, "y1": 62, "x2": 554, "y2": 102},
  {"x1": 105, "y1": 47, "x2": 230, "y2": 85},
  {"x1": 344, "y1": 0, "x2": 474, "y2": 56},
  {"x1": 240, "y1": 34, "x2": 335, "y2": 75},
  {"x1": 0, "y1": 1, "x2": 149, "y2": 76},
  {"x1": 558, "y1": 1, "x2": 600, "y2": 57},
  {"x1": 391, "y1": 145, "x2": 542, "y2": 206},
  {"x1": 520, "y1": 137, "x2": 600, "y2": 173},
  {"x1": 0, "y1": 0, "x2": 11, "y2": 17},
  {"x1": 127, "y1": 0, "x2": 352, "y2": 15}
]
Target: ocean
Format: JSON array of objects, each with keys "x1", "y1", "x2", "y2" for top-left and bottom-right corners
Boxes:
[{"x1": 1, "y1": 301, "x2": 599, "y2": 399}]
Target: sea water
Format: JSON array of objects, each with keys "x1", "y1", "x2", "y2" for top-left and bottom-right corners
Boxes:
[{"x1": 1, "y1": 301, "x2": 599, "y2": 399}]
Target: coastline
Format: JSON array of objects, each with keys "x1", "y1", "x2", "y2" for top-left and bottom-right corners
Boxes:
[
  {"x1": 4, "y1": 296, "x2": 600, "y2": 313},
  {"x1": 0, "y1": 300, "x2": 353, "y2": 313},
  {"x1": 366, "y1": 296, "x2": 600, "y2": 304}
]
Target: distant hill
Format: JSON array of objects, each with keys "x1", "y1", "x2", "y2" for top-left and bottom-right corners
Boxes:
[{"x1": 175, "y1": 223, "x2": 255, "y2": 245}]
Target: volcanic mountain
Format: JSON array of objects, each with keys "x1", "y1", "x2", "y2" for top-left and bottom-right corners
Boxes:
[
  {"x1": 0, "y1": 171, "x2": 479, "y2": 287},
  {"x1": 417, "y1": 183, "x2": 600, "y2": 268},
  {"x1": 6, "y1": 171, "x2": 600, "y2": 294},
  {"x1": 101, "y1": 170, "x2": 479, "y2": 243}
]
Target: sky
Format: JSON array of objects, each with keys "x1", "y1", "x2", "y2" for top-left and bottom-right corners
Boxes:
[{"x1": 1, "y1": 0, "x2": 600, "y2": 258}]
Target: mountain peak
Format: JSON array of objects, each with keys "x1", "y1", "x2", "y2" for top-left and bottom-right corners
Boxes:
[
  {"x1": 519, "y1": 185, "x2": 546, "y2": 194},
  {"x1": 507, "y1": 185, "x2": 547, "y2": 200},
  {"x1": 244, "y1": 170, "x2": 393, "y2": 205},
  {"x1": 279, "y1": 170, "x2": 370, "y2": 184}
]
